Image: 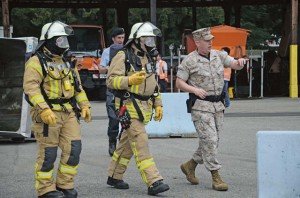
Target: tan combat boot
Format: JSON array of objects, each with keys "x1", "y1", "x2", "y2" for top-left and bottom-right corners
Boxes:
[
  {"x1": 211, "y1": 170, "x2": 228, "y2": 191},
  {"x1": 180, "y1": 159, "x2": 199, "y2": 185}
]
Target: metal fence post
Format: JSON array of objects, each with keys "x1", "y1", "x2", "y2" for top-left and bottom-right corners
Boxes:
[
  {"x1": 177, "y1": 46, "x2": 182, "y2": 92},
  {"x1": 249, "y1": 59, "x2": 253, "y2": 98},
  {"x1": 169, "y1": 44, "x2": 174, "y2": 93},
  {"x1": 260, "y1": 51, "x2": 264, "y2": 98}
]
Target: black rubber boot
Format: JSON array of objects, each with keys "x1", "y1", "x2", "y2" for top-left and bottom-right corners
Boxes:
[
  {"x1": 38, "y1": 190, "x2": 65, "y2": 198},
  {"x1": 148, "y1": 180, "x2": 170, "y2": 196},
  {"x1": 107, "y1": 176, "x2": 129, "y2": 189},
  {"x1": 57, "y1": 187, "x2": 77, "y2": 198},
  {"x1": 108, "y1": 139, "x2": 117, "y2": 157}
]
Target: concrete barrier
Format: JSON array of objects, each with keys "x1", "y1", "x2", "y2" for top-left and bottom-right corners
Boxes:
[
  {"x1": 257, "y1": 131, "x2": 300, "y2": 198},
  {"x1": 146, "y1": 93, "x2": 196, "y2": 138}
]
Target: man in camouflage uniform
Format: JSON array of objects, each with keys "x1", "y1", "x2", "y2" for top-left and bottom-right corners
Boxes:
[
  {"x1": 176, "y1": 27, "x2": 248, "y2": 191},
  {"x1": 106, "y1": 22, "x2": 169, "y2": 196}
]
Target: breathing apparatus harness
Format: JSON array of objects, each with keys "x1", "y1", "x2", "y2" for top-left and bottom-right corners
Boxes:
[
  {"x1": 112, "y1": 45, "x2": 159, "y2": 135},
  {"x1": 25, "y1": 50, "x2": 82, "y2": 119}
]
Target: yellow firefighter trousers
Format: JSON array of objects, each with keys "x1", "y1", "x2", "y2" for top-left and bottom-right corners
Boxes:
[
  {"x1": 32, "y1": 110, "x2": 81, "y2": 196},
  {"x1": 108, "y1": 119, "x2": 163, "y2": 187}
]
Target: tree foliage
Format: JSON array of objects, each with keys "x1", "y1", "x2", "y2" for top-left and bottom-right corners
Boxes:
[
  {"x1": 2, "y1": 4, "x2": 284, "y2": 54},
  {"x1": 241, "y1": 5, "x2": 283, "y2": 48}
]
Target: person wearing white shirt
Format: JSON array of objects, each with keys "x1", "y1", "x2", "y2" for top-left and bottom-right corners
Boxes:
[{"x1": 99, "y1": 27, "x2": 125, "y2": 156}]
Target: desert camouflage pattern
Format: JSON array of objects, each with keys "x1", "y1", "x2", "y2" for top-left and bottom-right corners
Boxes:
[
  {"x1": 192, "y1": 111, "x2": 223, "y2": 170},
  {"x1": 177, "y1": 49, "x2": 234, "y2": 114},
  {"x1": 192, "y1": 27, "x2": 214, "y2": 41},
  {"x1": 177, "y1": 49, "x2": 234, "y2": 170}
]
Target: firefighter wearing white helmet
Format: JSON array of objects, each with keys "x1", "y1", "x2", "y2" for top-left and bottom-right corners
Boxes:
[
  {"x1": 126, "y1": 22, "x2": 162, "y2": 57},
  {"x1": 23, "y1": 21, "x2": 91, "y2": 198},
  {"x1": 106, "y1": 22, "x2": 170, "y2": 196}
]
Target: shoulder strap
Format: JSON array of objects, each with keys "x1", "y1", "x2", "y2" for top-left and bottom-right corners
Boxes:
[
  {"x1": 123, "y1": 48, "x2": 132, "y2": 75},
  {"x1": 34, "y1": 52, "x2": 52, "y2": 108},
  {"x1": 35, "y1": 51, "x2": 48, "y2": 78}
]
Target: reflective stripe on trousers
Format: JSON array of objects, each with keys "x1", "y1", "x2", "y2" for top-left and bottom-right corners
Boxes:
[
  {"x1": 108, "y1": 119, "x2": 163, "y2": 186},
  {"x1": 32, "y1": 111, "x2": 81, "y2": 196}
]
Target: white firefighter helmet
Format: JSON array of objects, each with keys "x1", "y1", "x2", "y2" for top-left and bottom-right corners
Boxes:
[
  {"x1": 40, "y1": 21, "x2": 73, "y2": 41},
  {"x1": 128, "y1": 22, "x2": 162, "y2": 39},
  {"x1": 35, "y1": 21, "x2": 73, "y2": 52}
]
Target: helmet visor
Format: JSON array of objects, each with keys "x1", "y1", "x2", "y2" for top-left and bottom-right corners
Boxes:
[
  {"x1": 134, "y1": 22, "x2": 162, "y2": 38},
  {"x1": 144, "y1": 37, "x2": 156, "y2": 47},
  {"x1": 146, "y1": 22, "x2": 162, "y2": 37},
  {"x1": 152, "y1": 28, "x2": 162, "y2": 37},
  {"x1": 63, "y1": 25, "x2": 74, "y2": 36},
  {"x1": 56, "y1": 36, "x2": 69, "y2": 49}
]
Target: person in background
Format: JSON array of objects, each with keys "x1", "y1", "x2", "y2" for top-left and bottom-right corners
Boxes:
[
  {"x1": 156, "y1": 54, "x2": 168, "y2": 92},
  {"x1": 221, "y1": 47, "x2": 232, "y2": 108},
  {"x1": 176, "y1": 27, "x2": 248, "y2": 192},
  {"x1": 99, "y1": 27, "x2": 125, "y2": 156}
]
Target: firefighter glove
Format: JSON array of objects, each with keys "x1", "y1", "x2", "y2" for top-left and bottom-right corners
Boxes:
[
  {"x1": 40, "y1": 108, "x2": 57, "y2": 125},
  {"x1": 81, "y1": 106, "x2": 91, "y2": 123},
  {"x1": 128, "y1": 71, "x2": 146, "y2": 85},
  {"x1": 154, "y1": 106, "x2": 163, "y2": 121}
]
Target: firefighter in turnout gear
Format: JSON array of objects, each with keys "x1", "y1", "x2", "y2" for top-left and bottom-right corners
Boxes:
[
  {"x1": 106, "y1": 22, "x2": 170, "y2": 196},
  {"x1": 23, "y1": 21, "x2": 91, "y2": 198}
]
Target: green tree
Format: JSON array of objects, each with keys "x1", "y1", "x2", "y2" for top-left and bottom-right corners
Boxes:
[
  {"x1": 241, "y1": 5, "x2": 283, "y2": 48},
  {"x1": 5, "y1": 5, "x2": 284, "y2": 54}
]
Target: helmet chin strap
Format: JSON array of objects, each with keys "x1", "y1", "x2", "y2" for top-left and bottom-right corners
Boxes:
[
  {"x1": 134, "y1": 38, "x2": 146, "y2": 53},
  {"x1": 134, "y1": 38, "x2": 158, "y2": 57}
]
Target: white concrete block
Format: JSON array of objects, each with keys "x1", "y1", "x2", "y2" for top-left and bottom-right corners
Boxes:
[
  {"x1": 257, "y1": 131, "x2": 300, "y2": 198},
  {"x1": 146, "y1": 93, "x2": 196, "y2": 137}
]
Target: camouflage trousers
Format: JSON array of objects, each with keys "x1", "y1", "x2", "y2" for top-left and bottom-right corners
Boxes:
[{"x1": 191, "y1": 110, "x2": 224, "y2": 171}]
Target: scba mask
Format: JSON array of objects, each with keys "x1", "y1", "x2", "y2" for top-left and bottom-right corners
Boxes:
[
  {"x1": 142, "y1": 36, "x2": 156, "y2": 47},
  {"x1": 45, "y1": 36, "x2": 70, "y2": 56},
  {"x1": 140, "y1": 36, "x2": 159, "y2": 57},
  {"x1": 56, "y1": 36, "x2": 69, "y2": 49}
]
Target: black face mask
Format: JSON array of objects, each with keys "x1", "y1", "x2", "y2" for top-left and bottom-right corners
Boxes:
[
  {"x1": 45, "y1": 37, "x2": 68, "y2": 56},
  {"x1": 145, "y1": 46, "x2": 159, "y2": 58}
]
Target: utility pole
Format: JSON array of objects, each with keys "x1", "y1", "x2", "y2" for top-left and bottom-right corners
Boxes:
[
  {"x1": 2, "y1": 0, "x2": 10, "y2": 37},
  {"x1": 289, "y1": 0, "x2": 298, "y2": 98},
  {"x1": 192, "y1": 7, "x2": 197, "y2": 30},
  {"x1": 150, "y1": 0, "x2": 157, "y2": 25},
  {"x1": 116, "y1": 5, "x2": 129, "y2": 36},
  {"x1": 291, "y1": 0, "x2": 298, "y2": 44}
]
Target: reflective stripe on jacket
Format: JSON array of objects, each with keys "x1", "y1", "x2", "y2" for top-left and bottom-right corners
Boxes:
[
  {"x1": 23, "y1": 53, "x2": 90, "y2": 111},
  {"x1": 107, "y1": 46, "x2": 162, "y2": 124}
]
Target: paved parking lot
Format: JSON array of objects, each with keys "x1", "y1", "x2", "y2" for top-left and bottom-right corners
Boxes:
[{"x1": 0, "y1": 97, "x2": 299, "y2": 198}]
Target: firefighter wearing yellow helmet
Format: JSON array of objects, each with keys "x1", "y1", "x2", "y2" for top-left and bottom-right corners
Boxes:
[
  {"x1": 23, "y1": 21, "x2": 91, "y2": 198},
  {"x1": 106, "y1": 22, "x2": 170, "y2": 195}
]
